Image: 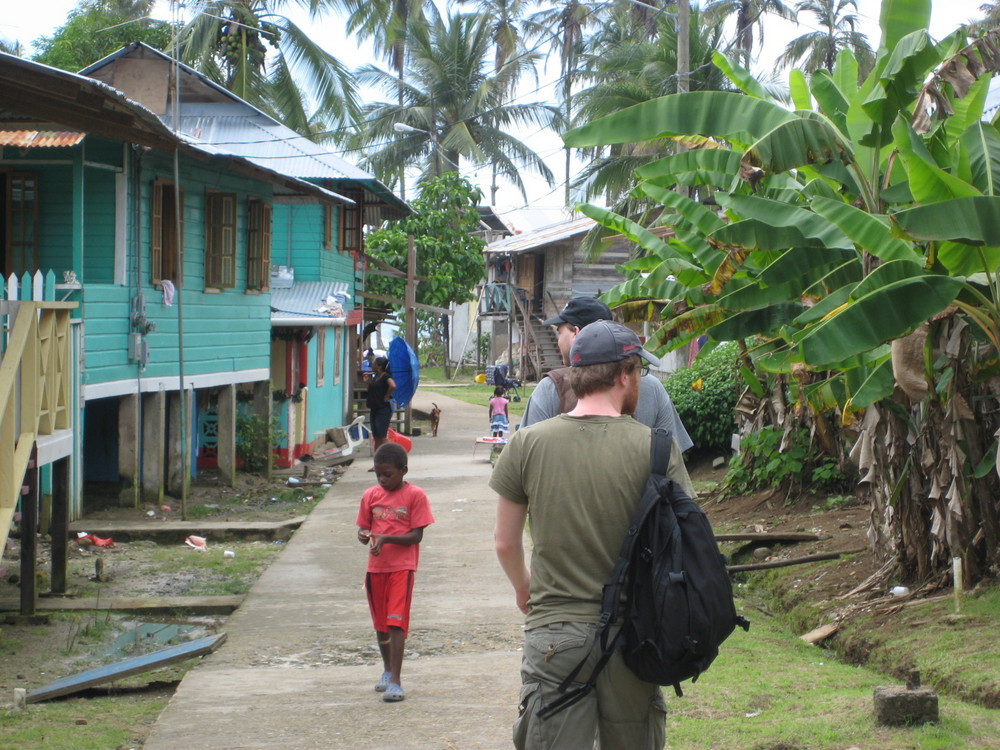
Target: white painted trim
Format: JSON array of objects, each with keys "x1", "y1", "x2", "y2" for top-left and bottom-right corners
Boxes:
[
  {"x1": 114, "y1": 169, "x2": 127, "y2": 285},
  {"x1": 37, "y1": 429, "x2": 74, "y2": 465},
  {"x1": 83, "y1": 368, "x2": 270, "y2": 400}
]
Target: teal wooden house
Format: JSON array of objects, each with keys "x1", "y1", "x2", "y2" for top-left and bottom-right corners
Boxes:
[
  {"x1": 0, "y1": 42, "x2": 405, "y2": 560},
  {"x1": 82, "y1": 44, "x2": 409, "y2": 468}
]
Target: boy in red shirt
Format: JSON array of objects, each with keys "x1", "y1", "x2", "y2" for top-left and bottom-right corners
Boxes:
[{"x1": 356, "y1": 442, "x2": 434, "y2": 702}]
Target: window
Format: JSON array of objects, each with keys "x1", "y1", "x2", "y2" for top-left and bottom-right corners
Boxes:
[
  {"x1": 316, "y1": 328, "x2": 326, "y2": 387},
  {"x1": 247, "y1": 198, "x2": 272, "y2": 291},
  {"x1": 4, "y1": 172, "x2": 39, "y2": 276},
  {"x1": 205, "y1": 191, "x2": 236, "y2": 289},
  {"x1": 151, "y1": 179, "x2": 183, "y2": 284},
  {"x1": 340, "y1": 190, "x2": 363, "y2": 254}
]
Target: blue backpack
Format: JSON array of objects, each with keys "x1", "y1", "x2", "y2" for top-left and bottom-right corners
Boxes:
[{"x1": 539, "y1": 428, "x2": 750, "y2": 718}]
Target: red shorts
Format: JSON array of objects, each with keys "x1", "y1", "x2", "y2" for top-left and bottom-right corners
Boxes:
[{"x1": 365, "y1": 570, "x2": 415, "y2": 637}]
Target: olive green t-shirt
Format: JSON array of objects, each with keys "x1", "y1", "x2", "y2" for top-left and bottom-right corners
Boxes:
[{"x1": 490, "y1": 414, "x2": 694, "y2": 629}]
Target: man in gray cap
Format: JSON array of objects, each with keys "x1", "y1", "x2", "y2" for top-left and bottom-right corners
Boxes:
[
  {"x1": 492, "y1": 321, "x2": 693, "y2": 750},
  {"x1": 520, "y1": 297, "x2": 693, "y2": 452}
]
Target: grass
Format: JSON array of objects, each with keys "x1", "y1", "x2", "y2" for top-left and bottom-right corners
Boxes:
[
  {"x1": 1, "y1": 692, "x2": 168, "y2": 749},
  {"x1": 146, "y1": 542, "x2": 283, "y2": 596},
  {"x1": 419, "y1": 364, "x2": 534, "y2": 418},
  {"x1": 669, "y1": 594, "x2": 1000, "y2": 749}
]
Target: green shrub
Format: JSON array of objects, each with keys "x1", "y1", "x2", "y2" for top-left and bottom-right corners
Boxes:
[
  {"x1": 663, "y1": 342, "x2": 740, "y2": 452},
  {"x1": 235, "y1": 408, "x2": 286, "y2": 473},
  {"x1": 725, "y1": 425, "x2": 845, "y2": 497}
]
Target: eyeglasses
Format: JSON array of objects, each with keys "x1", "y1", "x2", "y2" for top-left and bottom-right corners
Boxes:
[{"x1": 639, "y1": 365, "x2": 650, "y2": 377}]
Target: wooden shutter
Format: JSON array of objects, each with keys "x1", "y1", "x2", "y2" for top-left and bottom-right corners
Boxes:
[
  {"x1": 205, "y1": 192, "x2": 236, "y2": 289},
  {"x1": 247, "y1": 198, "x2": 273, "y2": 291},
  {"x1": 151, "y1": 180, "x2": 164, "y2": 284},
  {"x1": 339, "y1": 190, "x2": 363, "y2": 254}
]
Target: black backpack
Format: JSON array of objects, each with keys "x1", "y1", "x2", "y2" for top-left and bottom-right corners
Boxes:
[{"x1": 538, "y1": 428, "x2": 750, "y2": 718}]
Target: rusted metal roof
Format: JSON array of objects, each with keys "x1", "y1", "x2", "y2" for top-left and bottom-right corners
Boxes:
[
  {"x1": 0, "y1": 130, "x2": 86, "y2": 148},
  {"x1": 484, "y1": 217, "x2": 595, "y2": 255},
  {"x1": 271, "y1": 281, "x2": 351, "y2": 327}
]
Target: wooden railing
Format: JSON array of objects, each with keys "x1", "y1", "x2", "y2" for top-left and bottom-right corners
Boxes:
[{"x1": 0, "y1": 300, "x2": 76, "y2": 557}]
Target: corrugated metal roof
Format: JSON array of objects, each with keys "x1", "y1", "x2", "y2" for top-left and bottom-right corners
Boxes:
[
  {"x1": 271, "y1": 281, "x2": 350, "y2": 327},
  {"x1": 0, "y1": 130, "x2": 86, "y2": 148},
  {"x1": 484, "y1": 217, "x2": 595, "y2": 255}
]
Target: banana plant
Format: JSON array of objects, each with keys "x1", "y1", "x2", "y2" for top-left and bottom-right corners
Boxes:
[{"x1": 564, "y1": 0, "x2": 1000, "y2": 584}]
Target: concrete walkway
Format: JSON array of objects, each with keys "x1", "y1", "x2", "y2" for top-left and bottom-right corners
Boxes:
[{"x1": 143, "y1": 390, "x2": 524, "y2": 750}]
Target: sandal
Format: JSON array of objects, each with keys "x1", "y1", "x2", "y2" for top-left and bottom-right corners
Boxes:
[
  {"x1": 383, "y1": 683, "x2": 405, "y2": 702},
  {"x1": 374, "y1": 672, "x2": 392, "y2": 693}
]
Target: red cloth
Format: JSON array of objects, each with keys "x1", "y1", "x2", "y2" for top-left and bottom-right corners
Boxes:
[
  {"x1": 356, "y1": 482, "x2": 434, "y2": 573},
  {"x1": 366, "y1": 570, "x2": 415, "y2": 636}
]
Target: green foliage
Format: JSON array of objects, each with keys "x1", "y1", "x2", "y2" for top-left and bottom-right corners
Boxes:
[
  {"x1": 235, "y1": 407, "x2": 286, "y2": 473},
  {"x1": 663, "y1": 342, "x2": 740, "y2": 452},
  {"x1": 32, "y1": 1, "x2": 173, "y2": 71},
  {"x1": 726, "y1": 426, "x2": 845, "y2": 496},
  {"x1": 365, "y1": 173, "x2": 486, "y2": 311}
]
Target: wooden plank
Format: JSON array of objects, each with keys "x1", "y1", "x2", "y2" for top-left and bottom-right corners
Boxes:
[
  {"x1": 715, "y1": 532, "x2": 822, "y2": 543},
  {"x1": 0, "y1": 595, "x2": 243, "y2": 614},
  {"x1": 25, "y1": 632, "x2": 227, "y2": 703}
]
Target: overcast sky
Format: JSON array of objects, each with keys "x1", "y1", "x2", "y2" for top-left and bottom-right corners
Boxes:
[{"x1": 0, "y1": 0, "x2": 988, "y2": 228}]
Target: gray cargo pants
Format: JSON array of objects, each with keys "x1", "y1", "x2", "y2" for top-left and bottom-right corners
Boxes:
[{"x1": 513, "y1": 621, "x2": 667, "y2": 750}]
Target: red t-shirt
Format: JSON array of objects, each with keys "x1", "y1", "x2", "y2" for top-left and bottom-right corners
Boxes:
[{"x1": 356, "y1": 482, "x2": 434, "y2": 573}]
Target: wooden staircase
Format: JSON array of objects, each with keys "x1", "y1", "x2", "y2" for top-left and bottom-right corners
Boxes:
[{"x1": 0, "y1": 300, "x2": 76, "y2": 562}]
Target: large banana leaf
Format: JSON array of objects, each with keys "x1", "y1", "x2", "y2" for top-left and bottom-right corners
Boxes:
[
  {"x1": 709, "y1": 303, "x2": 805, "y2": 340},
  {"x1": 891, "y1": 197, "x2": 1000, "y2": 244},
  {"x1": 743, "y1": 115, "x2": 855, "y2": 173},
  {"x1": 637, "y1": 149, "x2": 744, "y2": 182},
  {"x1": 809, "y1": 197, "x2": 921, "y2": 262},
  {"x1": 937, "y1": 242, "x2": 1000, "y2": 275},
  {"x1": 758, "y1": 247, "x2": 859, "y2": 286},
  {"x1": 563, "y1": 92, "x2": 798, "y2": 148},
  {"x1": 711, "y1": 51, "x2": 769, "y2": 99},
  {"x1": 715, "y1": 193, "x2": 854, "y2": 250},
  {"x1": 710, "y1": 220, "x2": 831, "y2": 251},
  {"x1": 960, "y1": 121, "x2": 1000, "y2": 196},
  {"x1": 809, "y1": 71, "x2": 850, "y2": 133},
  {"x1": 879, "y1": 0, "x2": 931, "y2": 53},
  {"x1": 576, "y1": 203, "x2": 682, "y2": 262},
  {"x1": 794, "y1": 273, "x2": 964, "y2": 367},
  {"x1": 846, "y1": 355, "x2": 896, "y2": 409},
  {"x1": 638, "y1": 183, "x2": 727, "y2": 238},
  {"x1": 893, "y1": 118, "x2": 982, "y2": 202}
]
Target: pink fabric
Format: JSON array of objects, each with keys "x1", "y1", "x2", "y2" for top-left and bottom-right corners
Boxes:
[
  {"x1": 490, "y1": 396, "x2": 509, "y2": 417},
  {"x1": 356, "y1": 482, "x2": 434, "y2": 573}
]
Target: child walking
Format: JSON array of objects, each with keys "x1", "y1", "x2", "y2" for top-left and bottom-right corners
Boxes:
[
  {"x1": 356, "y1": 443, "x2": 434, "y2": 702},
  {"x1": 489, "y1": 386, "x2": 510, "y2": 437}
]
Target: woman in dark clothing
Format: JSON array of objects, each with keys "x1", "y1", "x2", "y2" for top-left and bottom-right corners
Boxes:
[{"x1": 365, "y1": 356, "x2": 396, "y2": 449}]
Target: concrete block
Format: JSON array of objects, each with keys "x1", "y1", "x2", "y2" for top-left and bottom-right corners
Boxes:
[{"x1": 873, "y1": 685, "x2": 939, "y2": 726}]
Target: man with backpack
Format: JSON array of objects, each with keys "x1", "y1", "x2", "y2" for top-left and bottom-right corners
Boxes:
[
  {"x1": 519, "y1": 296, "x2": 693, "y2": 453},
  {"x1": 491, "y1": 321, "x2": 695, "y2": 750}
]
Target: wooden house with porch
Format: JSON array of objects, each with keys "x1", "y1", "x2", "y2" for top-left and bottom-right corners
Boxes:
[
  {"x1": 480, "y1": 216, "x2": 636, "y2": 380},
  {"x1": 80, "y1": 43, "x2": 410, "y2": 467}
]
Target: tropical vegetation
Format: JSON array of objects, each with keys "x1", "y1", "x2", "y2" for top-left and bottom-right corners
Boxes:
[{"x1": 564, "y1": 0, "x2": 1000, "y2": 587}]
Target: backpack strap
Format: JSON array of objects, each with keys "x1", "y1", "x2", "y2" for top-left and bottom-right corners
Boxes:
[
  {"x1": 543, "y1": 368, "x2": 578, "y2": 414},
  {"x1": 537, "y1": 428, "x2": 673, "y2": 719}
]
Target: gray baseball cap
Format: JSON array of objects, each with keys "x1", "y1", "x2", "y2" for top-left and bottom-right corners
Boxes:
[
  {"x1": 569, "y1": 320, "x2": 661, "y2": 368},
  {"x1": 542, "y1": 296, "x2": 613, "y2": 328}
]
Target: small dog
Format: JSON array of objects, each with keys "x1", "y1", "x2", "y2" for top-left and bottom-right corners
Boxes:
[{"x1": 429, "y1": 403, "x2": 441, "y2": 437}]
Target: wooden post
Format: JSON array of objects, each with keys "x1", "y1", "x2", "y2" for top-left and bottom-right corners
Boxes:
[
  {"x1": 142, "y1": 391, "x2": 166, "y2": 503},
  {"x1": 253, "y1": 381, "x2": 272, "y2": 479},
  {"x1": 405, "y1": 235, "x2": 417, "y2": 434},
  {"x1": 49, "y1": 457, "x2": 70, "y2": 594},
  {"x1": 19, "y1": 448, "x2": 38, "y2": 616},
  {"x1": 217, "y1": 384, "x2": 236, "y2": 487},
  {"x1": 118, "y1": 393, "x2": 140, "y2": 506},
  {"x1": 167, "y1": 389, "x2": 192, "y2": 503}
]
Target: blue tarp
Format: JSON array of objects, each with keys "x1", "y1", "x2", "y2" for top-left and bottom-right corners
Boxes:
[{"x1": 388, "y1": 337, "x2": 420, "y2": 408}]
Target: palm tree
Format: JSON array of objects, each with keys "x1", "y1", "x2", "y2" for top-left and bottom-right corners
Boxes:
[
  {"x1": 178, "y1": 1, "x2": 358, "y2": 137},
  {"x1": 353, "y1": 11, "x2": 556, "y2": 200},
  {"x1": 776, "y1": 0, "x2": 875, "y2": 80},
  {"x1": 703, "y1": 0, "x2": 795, "y2": 65},
  {"x1": 525, "y1": 0, "x2": 598, "y2": 207}
]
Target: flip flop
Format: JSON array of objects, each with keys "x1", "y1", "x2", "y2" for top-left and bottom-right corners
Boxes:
[
  {"x1": 383, "y1": 683, "x2": 405, "y2": 702},
  {"x1": 374, "y1": 672, "x2": 391, "y2": 692}
]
